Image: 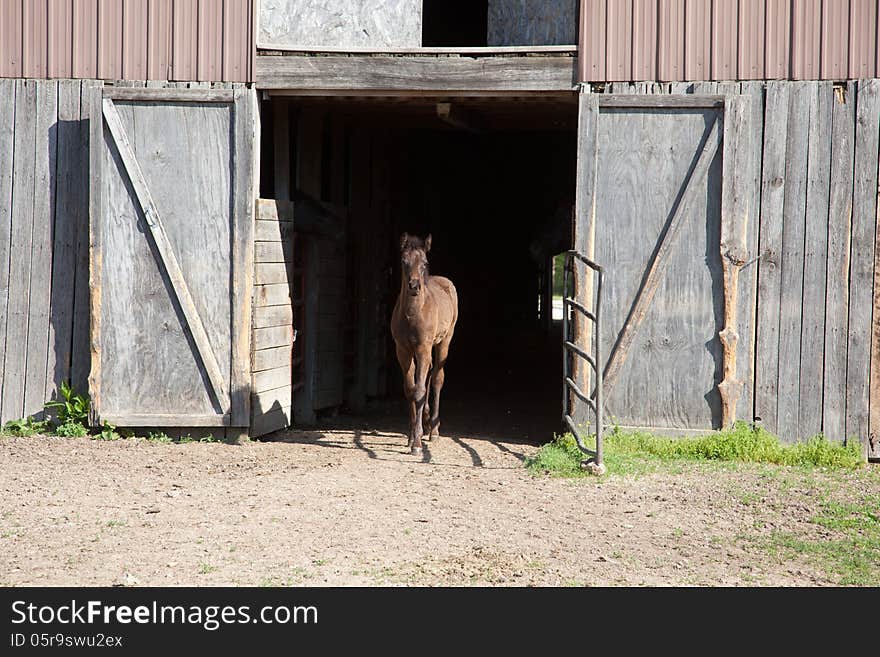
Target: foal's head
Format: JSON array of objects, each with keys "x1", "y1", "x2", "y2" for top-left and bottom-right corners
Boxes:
[{"x1": 400, "y1": 232, "x2": 432, "y2": 296}]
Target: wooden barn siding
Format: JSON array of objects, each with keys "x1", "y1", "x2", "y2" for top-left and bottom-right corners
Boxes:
[
  {"x1": 251, "y1": 198, "x2": 294, "y2": 436},
  {"x1": 0, "y1": 78, "x2": 247, "y2": 426},
  {"x1": 0, "y1": 0, "x2": 253, "y2": 82},
  {"x1": 579, "y1": 0, "x2": 880, "y2": 82},
  {"x1": 602, "y1": 79, "x2": 879, "y2": 448}
]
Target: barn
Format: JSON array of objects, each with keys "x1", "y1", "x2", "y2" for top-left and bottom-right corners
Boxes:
[{"x1": 0, "y1": 1, "x2": 878, "y2": 460}]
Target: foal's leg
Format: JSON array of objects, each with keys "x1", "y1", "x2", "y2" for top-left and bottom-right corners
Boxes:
[
  {"x1": 410, "y1": 347, "x2": 433, "y2": 456},
  {"x1": 428, "y1": 338, "x2": 452, "y2": 440},
  {"x1": 396, "y1": 345, "x2": 417, "y2": 450}
]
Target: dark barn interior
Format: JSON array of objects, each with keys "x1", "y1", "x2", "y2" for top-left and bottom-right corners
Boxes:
[{"x1": 261, "y1": 93, "x2": 578, "y2": 443}]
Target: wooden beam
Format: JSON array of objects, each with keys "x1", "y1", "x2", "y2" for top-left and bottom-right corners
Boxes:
[
  {"x1": 101, "y1": 413, "x2": 231, "y2": 427},
  {"x1": 101, "y1": 97, "x2": 231, "y2": 414},
  {"x1": 255, "y1": 55, "x2": 578, "y2": 93},
  {"x1": 103, "y1": 87, "x2": 234, "y2": 102},
  {"x1": 602, "y1": 113, "x2": 723, "y2": 399},
  {"x1": 598, "y1": 95, "x2": 725, "y2": 109}
]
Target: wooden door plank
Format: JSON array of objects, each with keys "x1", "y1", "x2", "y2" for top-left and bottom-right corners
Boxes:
[
  {"x1": 572, "y1": 91, "x2": 599, "y2": 430},
  {"x1": 2, "y1": 80, "x2": 37, "y2": 423},
  {"x1": 45, "y1": 80, "x2": 84, "y2": 401},
  {"x1": 738, "y1": 80, "x2": 766, "y2": 426},
  {"x1": 718, "y1": 94, "x2": 751, "y2": 428},
  {"x1": 24, "y1": 81, "x2": 58, "y2": 417},
  {"x1": 72, "y1": 81, "x2": 98, "y2": 396},
  {"x1": 776, "y1": 82, "x2": 812, "y2": 442},
  {"x1": 799, "y1": 82, "x2": 832, "y2": 439},
  {"x1": 602, "y1": 112, "x2": 723, "y2": 398},
  {"x1": 754, "y1": 81, "x2": 790, "y2": 435},
  {"x1": 88, "y1": 84, "x2": 104, "y2": 425},
  {"x1": 824, "y1": 81, "x2": 856, "y2": 443},
  {"x1": 230, "y1": 87, "x2": 254, "y2": 428},
  {"x1": 0, "y1": 79, "x2": 15, "y2": 422},
  {"x1": 101, "y1": 97, "x2": 230, "y2": 413},
  {"x1": 851, "y1": 79, "x2": 880, "y2": 451}
]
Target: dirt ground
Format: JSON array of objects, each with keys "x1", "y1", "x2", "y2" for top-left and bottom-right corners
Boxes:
[{"x1": 1, "y1": 403, "x2": 877, "y2": 587}]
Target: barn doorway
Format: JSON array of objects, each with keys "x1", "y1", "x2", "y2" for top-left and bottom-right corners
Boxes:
[{"x1": 259, "y1": 93, "x2": 578, "y2": 443}]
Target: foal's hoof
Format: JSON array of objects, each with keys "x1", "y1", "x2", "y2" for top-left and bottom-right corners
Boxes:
[{"x1": 410, "y1": 446, "x2": 423, "y2": 457}]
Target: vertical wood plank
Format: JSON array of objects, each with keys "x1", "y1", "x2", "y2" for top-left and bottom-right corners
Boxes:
[
  {"x1": 799, "y1": 82, "x2": 832, "y2": 439},
  {"x1": 824, "y1": 81, "x2": 856, "y2": 442},
  {"x1": 739, "y1": 80, "x2": 766, "y2": 425},
  {"x1": 86, "y1": 84, "x2": 103, "y2": 424},
  {"x1": 45, "y1": 80, "x2": 83, "y2": 401},
  {"x1": 848, "y1": 79, "x2": 880, "y2": 448},
  {"x1": 754, "y1": 81, "x2": 790, "y2": 434},
  {"x1": 572, "y1": 91, "x2": 599, "y2": 430},
  {"x1": 23, "y1": 81, "x2": 59, "y2": 417},
  {"x1": 719, "y1": 93, "x2": 752, "y2": 428},
  {"x1": 776, "y1": 82, "x2": 812, "y2": 441},
  {"x1": 2, "y1": 80, "x2": 37, "y2": 423},
  {"x1": 231, "y1": 87, "x2": 254, "y2": 428},
  {"x1": 0, "y1": 79, "x2": 15, "y2": 421},
  {"x1": 71, "y1": 81, "x2": 97, "y2": 395}
]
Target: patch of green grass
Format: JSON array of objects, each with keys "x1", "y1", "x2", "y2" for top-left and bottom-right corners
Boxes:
[
  {"x1": 526, "y1": 422, "x2": 864, "y2": 478},
  {"x1": 198, "y1": 563, "x2": 217, "y2": 575},
  {"x1": 106, "y1": 519, "x2": 126, "y2": 528},
  {"x1": 753, "y1": 492, "x2": 880, "y2": 586}
]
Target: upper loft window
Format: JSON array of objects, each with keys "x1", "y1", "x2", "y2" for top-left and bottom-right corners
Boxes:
[
  {"x1": 256, "y1": 0, "x2": 577, "y2": 51},
  {"x1": 422, "y1": 0, "x2": 488, "y2": 47}
]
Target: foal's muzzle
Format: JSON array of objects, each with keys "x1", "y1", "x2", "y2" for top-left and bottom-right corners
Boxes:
[{"x1": 408, "y1": 279, "x2": 421, "y2": 294}]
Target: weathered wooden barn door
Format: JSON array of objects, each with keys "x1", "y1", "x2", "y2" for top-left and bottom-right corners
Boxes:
[
  {"x1": 89, "y1": 87, "x2": 254, "y2": 432},
  {"x1": 573, "y1": 93, "x2": 751, "y2": 432}
]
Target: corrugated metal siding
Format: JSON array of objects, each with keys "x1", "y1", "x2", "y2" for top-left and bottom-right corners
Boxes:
[
  {"x1": 0, "y1": 0, "x2": 252, "y2": 82},
  {"x1": 579, "y1": 0, "x2": 880, "y2": 82}
]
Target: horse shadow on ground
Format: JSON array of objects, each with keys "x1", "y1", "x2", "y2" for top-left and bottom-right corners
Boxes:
[{"x1": 265, "y1": 399, "x2": 544, "y2": 469}]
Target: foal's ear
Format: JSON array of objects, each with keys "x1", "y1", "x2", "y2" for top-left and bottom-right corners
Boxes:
[
  {"x1": 399, "y1": 232, "x2": 409, "y2": 251},
  {"x1": 424, "y1": 234, "x2": 432, "y2": 253}
]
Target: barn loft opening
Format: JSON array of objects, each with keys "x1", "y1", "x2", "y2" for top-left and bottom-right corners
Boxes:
[
  {"x1": 422, "y1": 0, "x2": 488, "y2": 47},
  {"x1": 260, "y1": 92, "x2": 578, "y2": 443}
]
